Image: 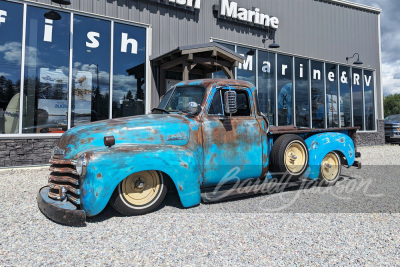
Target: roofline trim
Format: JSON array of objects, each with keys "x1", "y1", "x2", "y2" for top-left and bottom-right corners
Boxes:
[{"x1": 326, "y1": 0, "x2": 382, "y2": 13}]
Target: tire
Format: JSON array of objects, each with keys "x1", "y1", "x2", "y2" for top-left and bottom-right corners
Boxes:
[
  {"x1": 318, "y1": 152, "x2": 342, "y2": 187},
  {"x1": 110, "y1": 171, "x2": 167, "y2": 216},
  {"x1": 270, "y1": 134, "x2": 309, "y2": 179}
]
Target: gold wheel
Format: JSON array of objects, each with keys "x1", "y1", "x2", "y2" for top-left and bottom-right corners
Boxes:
[
  {"x1": 321, "y1": 152, "x2": 340, "y2": 181},
  {"x1": 284, "y1": 141, "x2": 307, "y2": 175},
  {"x1": 120, "y1": 171, "x2": 161, "y2": 207}
]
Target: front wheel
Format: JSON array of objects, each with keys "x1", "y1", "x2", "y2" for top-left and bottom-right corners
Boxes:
[
  {"x1": 318, "y1": 152, "x2": 342, "y2": 187},
  {"x1": 110, "y1": 171, "x2": 167, "y2": 216}
]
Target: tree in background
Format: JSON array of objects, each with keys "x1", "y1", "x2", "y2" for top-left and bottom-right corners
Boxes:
[{"x1": 384, "y1": 94, "x2": 400, "y2": 117}]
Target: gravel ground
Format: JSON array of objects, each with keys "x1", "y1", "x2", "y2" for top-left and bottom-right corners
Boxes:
[{"x1": 0, "y1": 145, "x2": 399, "y2": 266}]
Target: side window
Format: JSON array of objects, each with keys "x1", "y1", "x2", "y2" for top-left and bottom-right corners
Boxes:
[
  {"x1": 228, "y1": 90, "x2": 251, "y2": 117},
  {"x1": 208, "y1": 90, "x2": 223, "y2": 115}
]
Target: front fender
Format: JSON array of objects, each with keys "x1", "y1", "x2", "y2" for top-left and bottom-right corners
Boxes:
[
  {"x1": 303, "y1": 132, "x2": 355, "y2": 180},
  {"x1": 80, "y1": 145, "x2": 202, "y2": 216}
]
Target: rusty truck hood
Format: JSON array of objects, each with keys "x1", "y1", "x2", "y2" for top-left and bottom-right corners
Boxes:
[{"x1": 57, "y1": 114, "x2": 191, "y2": 159}]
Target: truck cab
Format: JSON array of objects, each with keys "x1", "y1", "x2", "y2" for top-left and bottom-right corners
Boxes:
[{"x1": 37, "y1": 79, "x2": 361, "y2": 226}]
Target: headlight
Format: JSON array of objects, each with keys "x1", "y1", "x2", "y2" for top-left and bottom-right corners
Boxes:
[{"x1": 76, "y1": 155, "x2": 87, "y2": 176}]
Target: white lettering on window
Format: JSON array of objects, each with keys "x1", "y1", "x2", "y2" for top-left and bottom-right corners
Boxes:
[
  {"x1": 300, "y1": 64, "x2": 304, "y2": 78},
  {"x1": 121, "y1": 33, "x2": 138, "y2": 54},
  {"x1": 353, "y1": 73, "x2": 360, "y2": 85},
  {"x1": 341, "y1": 71, "x2": 348, "y2": 83},
  {"x1": 220, "y1": 0, "x2": 237, "y2": 18},
  {"x1": 364, "y1": 75, "x2": 372, "y2": 86},
  {"x1": 238, "y1": 54, "x2": 253, "y2": 71},
  {"x1": 328, "y1": 72, "x2": 335, "y2": 82},
  {"x1": 86, "y1": 32, "x2": 100, "y2": 48},
  {"x1": 44, "y1": 19, "x2": 53, "y2": 43},
  {"x1": 0, "y1": 10, "x2": 7, "y2": 25},
  {"x1": 282, "y1": 65, "x2": 288, "y2": 76},
  {"x1": 313, "y1": 69, "x2": 321, "y2": 80},
  {"x1": 262, "y1": 61, "x2": 271, "y2": 73}
]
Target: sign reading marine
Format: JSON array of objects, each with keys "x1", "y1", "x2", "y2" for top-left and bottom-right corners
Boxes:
[{"x1": 216, "y1": 0, "x2": 279, "y2": 29}]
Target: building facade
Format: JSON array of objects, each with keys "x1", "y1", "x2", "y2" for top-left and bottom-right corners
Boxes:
[{"x1": 0, "y1": 0, "x2": 383, "y2": 167}]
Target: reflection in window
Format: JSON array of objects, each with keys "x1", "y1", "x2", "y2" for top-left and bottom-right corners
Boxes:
[
  {"x1": 295, "y1": 58, "x2": 309, "y2": 128},
  {"x1": 23, "y1": 6, "x2": 70, "y2": 134},
  {"x1": 113, "y1": 23, "x2": 146, "y2": 118},
  {"x1": 212, "y1": 43, "x2": 235, "y2": 79},
  {"x1": 208, "y1": 90, "x2": 223, "y2": 115},
  {"x1": 277, "y1": 55, "x2": 293, "y2": 126},
  {"x1": 237, "y1": 46, "x2": 256, "y2": 85},
  {"x1": 340, "y1": 66, "x2": 351, "y2": 127},
  {"x1": 364, "y1": 70, "x2": 375, "y2": 130},
  {"x1": 72, "y1": 15, "x2": 110, "y2": 127},
  {"x1": 352, "y1": 68, "x2": 363, "y2": 128},
  {"x1": 326, "y1": 64, "x2": 339, "y2": 128},
  {"x1": 258, "y1": 51, "x2": 276, "y2": 125},
  {"x1": 311, "y1": 61, "x2": 325, "y2": 128},
  {"x1": 0, "y1": 1, "x2": 23, "y2": 134}
]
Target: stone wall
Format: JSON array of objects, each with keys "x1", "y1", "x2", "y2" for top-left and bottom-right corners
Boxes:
[
  {"x1": 0, "y1": 138, "x2": 59, "y2": 168},
  {"x1": 356, "y1": 120, "x2": 385, "y2": 147}
]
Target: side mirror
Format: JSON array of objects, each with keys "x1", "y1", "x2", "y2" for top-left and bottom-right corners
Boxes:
[
  {"x1": 224, "y1": 91, "x2": 237, "y2": 114},
  {"x1": 187, "y1": 102, "x2": 201, "y2": 115}
]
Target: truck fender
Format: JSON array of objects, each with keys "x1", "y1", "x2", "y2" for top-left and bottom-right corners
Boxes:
[
  {"x1": 81, "y1": 146, "x2": 202, "y2": 217},
  {"x1": 303, "y1": 132, "x2": 356, "y2": 180}
]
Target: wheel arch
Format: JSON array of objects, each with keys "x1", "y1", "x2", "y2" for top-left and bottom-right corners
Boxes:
[
  {"x1": 80, "y1": 147, "x2": 202, "y2": 217},
  {"x1": 303, "y1": 132, "x2": 356, "y2": 180}
]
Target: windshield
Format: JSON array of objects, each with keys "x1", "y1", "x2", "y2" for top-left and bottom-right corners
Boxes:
[
  {"x1": 385, "y1": 114, "x2": 400, "y2": 121},
  {"x1": 159, "y1": 86, "x2": 205, "y2": 112}
]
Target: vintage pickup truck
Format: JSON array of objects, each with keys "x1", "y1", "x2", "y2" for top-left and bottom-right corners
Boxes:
[{"x1": 37, "y1": 79, "x2": 361, "y2": 226}]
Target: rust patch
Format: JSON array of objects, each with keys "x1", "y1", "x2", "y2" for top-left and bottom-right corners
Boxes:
[
  {"x1": 180, "y1": 162, "x2": 188, "y2": 168},
  {"x1": 97, "y1": 173, "x2": 102, "y2": 179},
  {"x1": 179, "y1": 185, "x2": 183, "y2": 191}
]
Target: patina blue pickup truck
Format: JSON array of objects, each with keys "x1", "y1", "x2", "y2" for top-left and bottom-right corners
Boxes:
[{"x1": 37, "y1": 79, "x2": 361, "y2": 225}]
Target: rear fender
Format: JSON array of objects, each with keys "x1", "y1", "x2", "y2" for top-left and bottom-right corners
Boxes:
[
  {"x1": 81, "y1": 146, "x2": 202, "y2": 216},
  {"x1": 303, "y1": 132, "x2": 356, "y2": 180}
]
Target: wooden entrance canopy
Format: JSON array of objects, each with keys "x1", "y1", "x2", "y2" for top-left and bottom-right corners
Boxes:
[{"x1": 151, "y1": 43, "x2": 245, "y2": 94}]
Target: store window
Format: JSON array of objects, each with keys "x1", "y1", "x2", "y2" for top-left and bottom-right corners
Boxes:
[
  {"x1": 237, "y1": 46, "x2": 256, "y2": 85},
  {"x1": 364, "y1": 70, "x2": 375, "y2": 130},
  {"x1": 72, "y1": 15, "x2": 110, "y2": 127},
  {"x1": 352, "y1": 68, "x2": 363, "y2": 129},
  {"x1": 23, "y1": 6, "x2": 70, "y2": 134},
  {"x1": 326, "y1": 64, "x2": 339, "y2": 128},
  {"x1": 311, "y1": 61, "x2": 325, "y2": 128},
  {"x1": 277, "y1": 55, "x2": 293, "y2": 126},
  {"x1": 295, "y1": 58, "x2": 310, "y2": 128},
  {"x1": 0, "y1": 1, "x2": 23, "y2": 134},
  {"x1": 212, "y1": 43, "x2": 235, "y2": 79},
  {"x1": 340, "y1": 66, "x2": 351, "y2": 127},
  {"x1": 112, "y1": 22, "x2": 146, "y2": 118},
  {"x1": 258, "y1": 51, "x2": 276, "y2": 125}
]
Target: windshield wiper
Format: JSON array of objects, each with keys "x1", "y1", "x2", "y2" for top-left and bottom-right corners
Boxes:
[{"x1": 151, "y1": 108, "x2": 171, "y2": 114}]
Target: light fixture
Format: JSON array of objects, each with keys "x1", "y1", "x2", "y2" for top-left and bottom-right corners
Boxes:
[
  {"x1": 346, "y1": 53, "x2": 363, "y2": 65},
  {"x1": 262, "y1": 37, "x2": 280, "y2": 49},
  {"x1": 44, "y1": 10, "x2": 61, "y2": 20},
  {"x1": 51, "y1": 0, "x2": 71, "y2": 5},
  {"x1": 268, "y1": 40, "x2": 280, "y2": 49}
]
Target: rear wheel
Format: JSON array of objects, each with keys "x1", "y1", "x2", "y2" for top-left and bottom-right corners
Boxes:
[
  {"x1": 318, "y1": 152, "x2": 341, "y2": 187},
  {"x1": 110, "y1": 171, "x2": 167, "y2": 216},
  {"x1": 270, "y1": 134, "x2": 309, "y2": 179}
]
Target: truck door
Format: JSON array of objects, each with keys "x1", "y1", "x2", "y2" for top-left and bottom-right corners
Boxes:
[{"x1": 202, "y1": 87, "x2": 263, "y2": 187}]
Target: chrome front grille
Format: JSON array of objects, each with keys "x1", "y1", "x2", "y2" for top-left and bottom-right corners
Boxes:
[{"x1": 48, "y1": 158, "x2": 81, "y2": 206}]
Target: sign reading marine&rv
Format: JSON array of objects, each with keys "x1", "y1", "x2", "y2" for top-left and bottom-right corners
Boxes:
[{"x1": 217, "y1": 0, "x2": 279, "y2": 29}]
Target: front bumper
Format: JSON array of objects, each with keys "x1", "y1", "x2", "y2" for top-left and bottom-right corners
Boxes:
[{"x1": 37, "y1": 186, "x2": 86, "y2": 226}]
